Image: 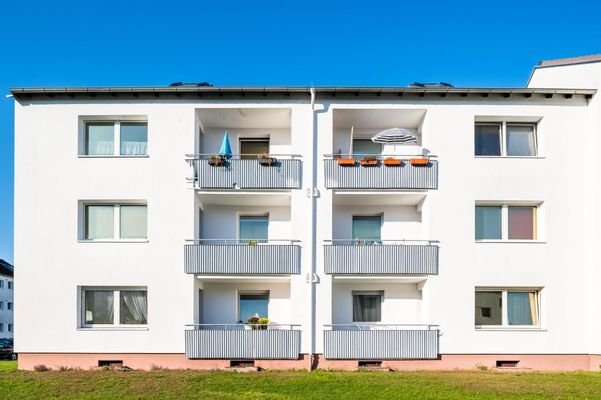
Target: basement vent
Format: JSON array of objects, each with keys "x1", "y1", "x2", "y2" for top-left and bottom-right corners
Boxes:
[
  {"x1": 496, "y1": 360, "x2": 519, "y2": 368},
  {"x1": 358, "y1": 360, "x2": 383, "y2": 368},
  {"x1": 230, "y1": 360, "x2": 255, "y2": 368},
  {"x1": 98, "y1": 360, "x2": 123, "y2": 368}
]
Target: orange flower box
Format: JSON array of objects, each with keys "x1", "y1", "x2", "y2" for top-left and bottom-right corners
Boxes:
[
  {"x1": 360, "y1": 159, "x2": 379, "y2": 167},
  {"x1": 337, "y1": 158, "x2": 356, "y2": 166},
  {"x1": 383, "y1": 158, "x2": 402, "y2": 166},
  {"x1": 410, "y1": 158, "x2": 429, "y2": 166}
]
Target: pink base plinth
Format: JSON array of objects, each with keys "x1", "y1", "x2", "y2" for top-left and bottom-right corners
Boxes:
[{"x1": 17, "y1": 353, "x2": 601, "y2": 371}]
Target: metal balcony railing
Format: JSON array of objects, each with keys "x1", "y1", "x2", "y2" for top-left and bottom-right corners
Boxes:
[
  {"x1": 185, "y1": 324, "x2": 301, "y2": 359},
  {"x1": 323, "y1": 154, "x2": 438, "y2": 190},
  {"x1": 184, "y1": 239, "x2": 301, "y2": 275},
  {"x1": 323, "y1": 324, "x2": 439, "y2": 360},
  {"x1": 324, "y1": 240, "x2": 439, "y2": 275},
  {"x1": 186, "y1": 154, "x2": 302, "y2": 189}
]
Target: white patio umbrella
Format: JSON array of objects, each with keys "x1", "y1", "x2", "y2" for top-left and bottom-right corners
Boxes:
[{"x1": 371, "y1": 127, "x2": 418, "y2": 144}]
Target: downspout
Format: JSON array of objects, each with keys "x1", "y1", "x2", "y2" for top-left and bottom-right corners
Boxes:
[{"x1": 309, "y1": 87, "x2": 317, "y2": 368}]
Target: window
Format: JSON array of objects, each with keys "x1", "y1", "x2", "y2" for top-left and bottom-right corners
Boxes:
[
  {"x1": 238, "y1": 291, "x2": 269, "y2": 322},
  {"x1": 475, "y1": 204, "x2": 538, "y2": 241},
  {"x1": 475, "y1": 289, "x2": 540, "y2": 327},
  {"x1": 0, "y1": 324, "x2": 3, "y2": 332},
  {"x1": 7, "y1": 324, "x2": 13, "y2": 332},
  {"x1": 240, "y1": 139, "x2": 269, "y2": 159},
  {"x1": 352, "y1": 215, "x2": 381, "y2": 242},
  {"x1": 0, "y1": 280, "x2": 3, "y2": 288},
  {"x1": 352, "y1": 291, "x2": 383, "y2": 322},
  {"x1": 0, "y1": 302, "x2": 3, "y2": 310},
  {"x1": 239, "y1": 215, "x2": 268, "y2": 244},
  {"x1": 84, "y1": 121, "x2": 147, "y2": 156},
  {"x1": 7, "y1": 281, "x2": 12, "y2": 290},
  {"x1": 84, "y1": 204, "x2": 147, "y2": 240},
  {"x1": 7, "y1": 303, "x2": 12, "y2": 311},
  {"x1": 82, "y1": 288, "x2": 148, "y2": 327},
  {"x1": 475, "y1": 123, "x2": 537, "y2": 156},
  {"x1": 352, "y1": 139, "x2": 381, "y2": 157}
]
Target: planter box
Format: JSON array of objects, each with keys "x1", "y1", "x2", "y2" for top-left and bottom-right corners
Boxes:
[
  {"x1": 207, "y1": 157, "x2": 226, "y2": 167},
  {"x1": 360, "y1": 159, "x2": 379, "y2": 167},
  {"x1": 337, "y1": 158, "x2": 356, "y2": 166},
  {"x1": 259, "y1": 157, "x2": 277, "y2": 166},
  {"x1": 410, "y1": 158, "x2": 430, "y2": 166},
  {"x1": 383, "y1": 158, "x2": 402, "y2": 166}
]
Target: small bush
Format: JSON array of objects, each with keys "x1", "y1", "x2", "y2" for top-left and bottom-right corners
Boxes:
[
  {"x1": 33, "y1": 364, "x2": 51, "y2": 372},
  {"x1": 475, "y1": 364, "x2": 488, "y2": 371},
  {"x1": 150, "y1": 364, "x2": 169, "y2": 371}
]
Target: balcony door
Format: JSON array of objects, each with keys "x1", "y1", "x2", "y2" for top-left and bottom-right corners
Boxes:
[
  {"x1": 352, "y1": 139, "x2": 381, "y2": 157},
  {"x1": 240, "y1": 138, "x2": 270, "y2": 159},
  {"x1": 239, "y1": 215, "x2": 269, "y2": 244},
  {"x1": 238, "y1": 291, "x2": 269, "y2": 323},
  {"x1": 352, "y1": 215, "x2": 381, "y2": 242}
]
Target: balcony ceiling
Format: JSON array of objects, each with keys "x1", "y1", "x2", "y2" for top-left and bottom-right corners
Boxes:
[
  {"x1": 197, "y1": 108, "x2": 291, "y2": 129},
  {"x1": 332, "y1": 276, "x2": 428, "y2": 284},
  {"x1": 332, "y1": 191, "x2": 427, "y2": 206},
  {"x1": 333, "y1": 109, "x2": 426, "y2": 130}
]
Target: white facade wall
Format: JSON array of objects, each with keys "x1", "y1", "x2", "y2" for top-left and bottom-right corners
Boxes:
[{"x1": 13, "y1": 60, "x2": 601, "y2": 365}]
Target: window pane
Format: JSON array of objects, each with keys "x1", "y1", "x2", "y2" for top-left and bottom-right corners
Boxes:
[
  {"x1": 475, "y1": 206, "x2": 502, "y2": 240},
  {"x1": 239, "y1": 216, "x2": 268, "y2": 243},
  {"x1": 84, "y1": 290, "x2": 114, "y2": 324},
  {"x1": 508, "y1": 206, "x2": 536, "y2": 240},
  {"x1": 475, "y1": 124, "x2": 501, "y2": 156},
  {"x1": 353, "y1": 293, "x2": 382, "y2": 322},
  {"x1": 240, "y1": 140, "x2": 269, "y2": 159},
  {"x1": 506, "y1": 125, "x2": 536, "y2": 156},
  {"x1": 352, "y1": 216, "x2": 381, "y2": 241},
  {"x1": 120, "y1": 290, "x2": 148, "y2": 324},
  {"x1": 120, "y1": 205, "x2": 147, "y2": 239},
  {"x1": 508, "y1": 292, "x2": 538, "y2": 325},
  {"x1": 120, "y1": 122, "x2": 148, "y2": 155},
  {"x1": 86, "y1": 123, "x2": 114, "y2": 155},
  {"x1": 239, "y1": 292, "x2": 269, "y2": 322},
  {"x1": 352, "y1": 139, "x2": 381, "y2": 157},
  {"x1": 475, "y1": 291, "x2": 502, "y2": 325},
  {"x1": 85, "y1": 205, "x2": 114, "y2": 239}
]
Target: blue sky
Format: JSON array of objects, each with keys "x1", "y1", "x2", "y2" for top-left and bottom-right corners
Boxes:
[{"x1": 1, "y1": 1, "x2": 600, "y2": 264}]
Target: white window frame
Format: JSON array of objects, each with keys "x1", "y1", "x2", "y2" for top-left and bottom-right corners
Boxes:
[
  {"x1": 351, "y1": 290, "x2": 384, "y2": 323},
  {"x1": 80, "y1": 287, "x2": 148, "y2": 329},
  {"x1": 237, "y1": 290, "x2": 270, "y2": 323},
  {"x1": 237, "y1": 212, "x2": 269, "y2": 244},
  {"x1": 475, "y1": 202, "x2": 542, "y2": 242},
  {"x1": 475, "y1": 288, "x2": 542, "y2": 330},
  {"x1": 80, "y1": 202, "x2": 148, "y2": 242},
  {"x1": 80, "y1": 118, "x2": 148, "y2": 157},
  {"x1": 475, "y1": 122, "x2": 538, "y2": 157}
]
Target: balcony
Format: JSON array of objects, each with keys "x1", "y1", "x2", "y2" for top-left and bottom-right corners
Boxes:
[
  {"x1": 323, "y1": 325, "x2": 439, "y2": 360},
  {"x1": 187, "y1": 155, "x2": 302, "y2": 190},
  {"x1": 184, "y1": 240, "x2": 301, "y2": 275},
  {"x1": 324, "y1": 240, "x2": 439, "y2": 275},
  {"x1": 323, "y1": 156, "x2": 438, "y2": 190},
  {"x1": 185, "y1": 324, "x2": 301, "y2": 359}
]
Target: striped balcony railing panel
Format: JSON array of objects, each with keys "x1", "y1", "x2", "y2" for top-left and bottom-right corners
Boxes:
[
  {"x1": 324, "y1": 243, "x2": 439, "y2": 275},
  {"x1": 323, "y1": 329, "x2": 439, "y2": 360},
  {"x1": 184, "y1": 244, "x2": 301, "y2": 275},
  {"x1": 191, "y1": 159, "x2": 302, "y2": 189},
  {"x1": 185, "y1": 329, "x2": 301, "y2": 359},
  {"x1": 323, "y1": 159, "x2": 438, "y2": 190}
]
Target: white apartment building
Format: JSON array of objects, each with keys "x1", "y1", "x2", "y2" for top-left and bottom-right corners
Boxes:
[
  {"x1": 12, "y1": 54, "x2": 601, "y2": 371},
  {"x1": 0, "y1": 260, "x2": 14, "y2": 339}
]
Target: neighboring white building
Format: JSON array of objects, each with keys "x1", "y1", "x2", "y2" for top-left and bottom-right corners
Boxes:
[
  {"x1": 0, "y1": 260, "x2": 14, "y2": 339},
  {"x1": 12, "y1": 54, "x2": 601, "y2": 371}
]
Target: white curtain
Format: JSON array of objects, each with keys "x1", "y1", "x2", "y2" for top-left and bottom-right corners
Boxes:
[
  {"x1": 506, "y1": 125, "x2": 535, "y2": 156},
  {"x1": 352, "y1": 293, "x2": 381, "y2": 322},
  {"x1": 86, "y1": 206, "x2": 114, "y2": 239},
  {"x1": 86, "y1": 123, "x2": 114, "y2": 155},
  {"x1": 120, "y1": 206, "x2": 147, "y2": 239},
  {"x1": 85, "y1": 290, "x2": 114, "y2": 324},
  {"x1": 120, "y1": 123, "x2": 148, "y2": 155},
  {"x1": 120, "y1": 290, "x2": 148, "y2": 324}
]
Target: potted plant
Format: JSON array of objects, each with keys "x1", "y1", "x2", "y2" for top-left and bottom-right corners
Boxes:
[
  {"x1": 207, "y1": 154, "x2": 225, "y2": 166},
  {"x1": 247, "y1": 316, "x2": 269, "y2": 330},
  {"x1": 258, "y1": 153, "x2": 277, "y2": 166},
  {"x1": 383, "y1": 157, "x2": 402, "y2": 166},
  {"x1": 410, "y1": 158, "x2": 429, "y2": 166},
  {"x1": 360, "y1": 155, "x2": 378, "y2": 166}
]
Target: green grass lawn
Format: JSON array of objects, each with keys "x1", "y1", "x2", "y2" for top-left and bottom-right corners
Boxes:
[{"x1": 2, "y1": 361, "x2": 601, "y2": 399}]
